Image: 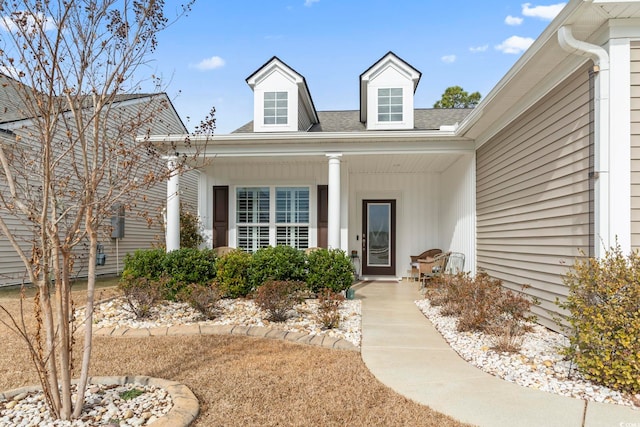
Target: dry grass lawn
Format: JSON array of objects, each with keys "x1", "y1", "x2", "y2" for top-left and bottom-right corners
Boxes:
[{"x1": 0, "y1": 281, "x2": 470, "y2": 426}]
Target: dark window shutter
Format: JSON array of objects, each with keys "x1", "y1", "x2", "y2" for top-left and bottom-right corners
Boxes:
[
  {"x1": 212, "y1": 186, "x2": 229, "y2": 247},
  {"x1": 317, "y1": 185, "x2": 328, "y2": 248}
]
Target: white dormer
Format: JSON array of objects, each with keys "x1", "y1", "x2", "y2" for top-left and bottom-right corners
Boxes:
[
  {"x1": 246, "y1": 57, "x2": 318, "y2": 133},
  {"x1": 360, "y1": 52, "x2": 421, "y2": 130}
]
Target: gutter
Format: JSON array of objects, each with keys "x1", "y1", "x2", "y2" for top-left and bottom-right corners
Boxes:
[{"x1": 557, "y1": 24, "x2": 610, "y2": 257}]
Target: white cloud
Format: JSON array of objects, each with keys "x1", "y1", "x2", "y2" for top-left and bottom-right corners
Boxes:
[
  {"x1": 441, "y1": 55, "x2": 456, "y2": 64},
  {"x1": 522, "y1": 2, "x2": 566, "y2": 20},
  {"x1": 469, "y1": 45, "x2": 489, "y2": 53},
  {"x1": 192, "y1": 56, "x2": 226, "y2": 71},
  {"x1": 495, "y1": 35, "x2": 535, "y2": 54},
  {"x1": 505, "y1": 15, "x2": 523, "y2": 26},
  {"x1": 304, "y1": 0, "x2": 320, "y2": 6},
  {"x1": 0, "y1": 12, "x2": 56, "y2": 32},
  {"x1": 0, "y1": 65, "x2": 23, "y2": 79}
]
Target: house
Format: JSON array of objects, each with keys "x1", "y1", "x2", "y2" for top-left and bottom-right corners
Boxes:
[
  {"x1": 0, "y1": 74, "x2": 198, "y2": 287},
  {"x1": 150, "y1": 0, "x2": 640, "y2": 330}
]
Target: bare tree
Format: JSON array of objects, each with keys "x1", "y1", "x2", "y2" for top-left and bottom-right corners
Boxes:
[{"x1": 0, "y1": 0, "x2": 198, "y2": 420}]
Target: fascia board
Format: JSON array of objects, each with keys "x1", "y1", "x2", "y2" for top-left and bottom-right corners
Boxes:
[{"x1": 146, "y1": 131, "x2": 474, "y2": 157}]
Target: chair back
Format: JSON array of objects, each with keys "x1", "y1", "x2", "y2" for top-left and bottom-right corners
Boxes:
[
  {"x1": 214, "y1": 246, "x2": 235, "y2": 257},
  {"x1": 445, "y1": 252, "x2": 465, "y2": 274}
]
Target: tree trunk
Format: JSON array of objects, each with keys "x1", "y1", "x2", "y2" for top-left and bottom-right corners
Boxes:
[{"x1": 73, "y1": 229, "x2": 97, "y2": 418}]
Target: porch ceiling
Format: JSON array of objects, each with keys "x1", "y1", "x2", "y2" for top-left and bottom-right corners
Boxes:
[{"x1": 346, "y1": 153, "x2": 466, "y2": 173}]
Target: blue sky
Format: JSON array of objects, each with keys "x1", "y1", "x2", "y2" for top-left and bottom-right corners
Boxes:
[{"x1": 151, "y1": 1, "x2": 567, "y2": 133}]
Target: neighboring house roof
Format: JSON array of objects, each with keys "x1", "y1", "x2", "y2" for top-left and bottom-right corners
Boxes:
[
  {"x1": 232, "y1": 108, "x2": 472, "y2": 134},
  {"x1": 0, "y1": 74, "x2": 187, "y2": 133}
]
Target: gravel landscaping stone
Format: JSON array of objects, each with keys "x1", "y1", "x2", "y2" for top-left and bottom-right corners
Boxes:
[
  {"x1": 91, "y1": 297, "x2": 362, "y2": 347},
  {"x1": 415, "y1": 298, "x2": 640, "y2": 408}
]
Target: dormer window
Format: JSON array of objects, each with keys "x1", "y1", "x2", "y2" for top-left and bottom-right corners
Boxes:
[
  {"x1": 246, "y1": 57, "x2": 319, "y2": 132},
  {"x1": 264, "y1": 91, "x2": 288, "y2": 125},
  {"x1": 360, "y1": 52, "x2": 421, "y2": 130},
  {"x1": 378, "y1": 88, "x2": 403, "y2": 122}
]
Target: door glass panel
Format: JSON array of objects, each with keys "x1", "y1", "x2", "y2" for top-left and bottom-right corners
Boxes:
[{"x1": 367, "y1": 203, "x2": 391, "y2": 267}]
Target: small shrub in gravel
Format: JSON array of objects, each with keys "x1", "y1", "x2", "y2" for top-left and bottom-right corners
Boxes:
[
  {"x1": 178, "y1": 283, "x2": 222, "y2": 320},
  {"x1": 558, "y1": 244, "x2": 640, "y2": 394},
  {"x1": 316, "y1": 289, "x2": 345, "y2": 329},
  {"x1": 254, "y1": 280, "x2": 305, "y2": 322},
  {"x1": 118, "y1": 275, "x2": 165, "y2": 319},
  {"x1": 162, "y1": 248, "x2": 217, "y2": 300},
  {"x1": 306, "y1": 249, "x2": 354, "y2": 293},
  {"x1": 122, "y1": 249, "x2": 166, "y2": 280},
  {"x1": 428, "y1": 271, "x2": 536, "y2": 351},
  {"x1": 216, "y1": 249, "x2": 252, "y2": 298},
  {"x1": 248, "y1": 246, "x2": 306, "y2": 289}
]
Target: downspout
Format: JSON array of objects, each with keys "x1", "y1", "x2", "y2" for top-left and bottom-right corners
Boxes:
[{"x1": 558, "y1": 25, "x2": 610, "y2": 257}]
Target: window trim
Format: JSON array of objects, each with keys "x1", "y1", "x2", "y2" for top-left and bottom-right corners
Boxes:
[
  {"x1": 263, "y1": 91, "x2": 288, "y2": 126},
  {"x1": 377, "y1": 87, "x2": 403, "y2": 123},
  {"x1": 233, "y1": 185, "x2": 311, "y2": 252}
]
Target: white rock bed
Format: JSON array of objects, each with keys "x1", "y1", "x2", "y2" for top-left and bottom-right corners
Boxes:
[
  {"x1": 0, "y1": 383, "x2": 171, "y2": 427},
  {"x1": 91, "y1": 297, "x2": 362, "y2": 347},
  {"x1": 415, "y1": 298, "x2": 640, "y2": 408}
]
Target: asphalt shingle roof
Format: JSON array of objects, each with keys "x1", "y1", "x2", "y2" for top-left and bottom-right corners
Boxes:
[{"x1": 232, "y1": 108, "x2": 473, "y2": 134}]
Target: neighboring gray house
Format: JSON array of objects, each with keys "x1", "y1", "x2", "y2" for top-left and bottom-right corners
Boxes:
[
  {"x1": 150, "y1": 0, "x2": 640, "y2": 330},
  {"x1": 0, "y1": 74, "x2": 197, "y2": 287}
]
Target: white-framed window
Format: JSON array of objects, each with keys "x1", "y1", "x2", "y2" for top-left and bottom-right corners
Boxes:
[
  {"x1": 236, "y1": 186, "x2": 309, "y2": 252},
  {"x1": 236, "y1": 187, "x2": 270, "y2": 252},
  {"x1": 378, "y1": 88, "x2": 403, "y2": 122},
  {"x1": 276, "y1": 187, "x2": 309, "y2": 249},
  {"x1": 264, "y1": 91, "x2": 288, "y2": 125}
]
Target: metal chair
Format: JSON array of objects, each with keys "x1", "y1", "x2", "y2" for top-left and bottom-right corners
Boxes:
[{"x1": 444, "y1": 252, "x2": 465, "y2": 275}]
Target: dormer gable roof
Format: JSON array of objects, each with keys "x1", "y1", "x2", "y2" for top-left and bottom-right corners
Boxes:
[
  {"x1": 246, "y1": 56, "x2": 319, "y2": 126},
  {"x1": 359, "y1": 51, "x2": 422, "y2": 123}
]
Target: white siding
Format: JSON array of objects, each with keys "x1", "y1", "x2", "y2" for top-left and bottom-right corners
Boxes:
[
  {"x1": 199, "y1": 159, "x2": 327, "y2": 249},
  {"x1": 348, "y1": 170, "x2": 440, "y2": 278},
  {"x1": 476, "y1": 63, "x2": 593, "y2": 330},
  {"x1": 440, "y1": 153, "x2": 476, "y2": 274},
  {"x1": 631, "y1": 42, "x2": 640, "y2": 249}
]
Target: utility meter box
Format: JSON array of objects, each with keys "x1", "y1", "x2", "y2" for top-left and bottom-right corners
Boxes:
[
  {"x1": 111, "y1": 204, "x2": 125, "y2": 239},
  {"x1": 96, "y1": 243, "x2": 106, "y2": 266}
]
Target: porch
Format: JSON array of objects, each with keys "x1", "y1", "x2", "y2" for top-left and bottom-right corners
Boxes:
[{"x1": 159, "y1": 132, "x2": 476, "y2": 278}]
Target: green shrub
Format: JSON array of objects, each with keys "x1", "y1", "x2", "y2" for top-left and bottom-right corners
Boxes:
[
  {"x1": 180, "y1": 209, "x2": 204, "y2": 249},
  {"x1": 216, "y1": 249, "x2": 252, "y2": 298},
  {"x1": 558, "y1": 245, "x2": 640, "y2": 394},
  {"x1": 306, "y1": 248, "x2": 354, "y2": 293},
  {"x1": 316, "y1": 289, "x2": 345, "y2": 329},
  {"x1": 118, "y1": 275, "x2": 165, "y2": 319},
  {"x1": 178, "y1": 283, "x2": 222, "y2": 320},
  {"x1": 248, "y1": 246, "x2": 307, "y2": 289},
  {"x1": 121, "y1": 248, "x2": 166, "y2": 280},
  {"x1": 162, "y1": 248, "x2": 217, "y2": 300},
  {"x1": 254, "y1": 280, "x2": 305, "y2": 322}
]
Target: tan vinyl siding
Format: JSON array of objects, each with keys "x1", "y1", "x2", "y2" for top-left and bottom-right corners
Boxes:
[
  {"x1": 631, "y1": 42, "x2": 640, "y2": 249},
  {"x1": 476, "y1": 63, "x2": 593, "y2": 330},
  {"x1": 0, "y1": 95, "x2": 187, "y2": 286}
]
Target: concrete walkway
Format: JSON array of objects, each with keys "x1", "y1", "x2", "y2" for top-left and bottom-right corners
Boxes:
[{"x1": 356, "y1": 280, "x2": 640, "y2": 427}]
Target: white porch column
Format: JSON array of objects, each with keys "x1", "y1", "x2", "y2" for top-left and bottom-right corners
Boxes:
[
  {"x1": 166, "y1": 156, "x2": 180, "y2": 252},
  {"x1": 327, "y1": 153, "x2": 342, "y2": 249},
  {"x1": 607, "y1": 38, "x2": 631, "y2": 254}
]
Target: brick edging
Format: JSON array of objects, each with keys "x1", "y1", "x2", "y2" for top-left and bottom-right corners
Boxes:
[{"x1": 93, "y1": 324, "x2": 360, "y2": 352}]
